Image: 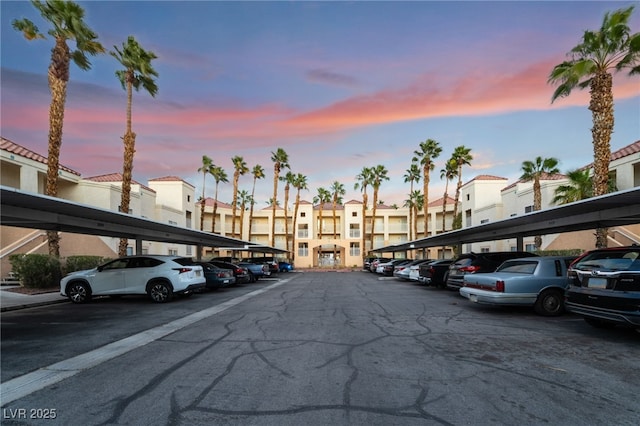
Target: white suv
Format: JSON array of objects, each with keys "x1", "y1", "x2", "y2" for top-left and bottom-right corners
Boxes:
[{"x1": 61, "y1": 255, "x2": 205, "y2": 303}]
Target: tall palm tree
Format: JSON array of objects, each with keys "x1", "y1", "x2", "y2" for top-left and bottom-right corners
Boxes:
[
  {"x1": 270, "y1": 148, "x2": 289, "y2": 247},
  {"x1": 408, "y1": 190, "x2": 424, "y2": 243},
  {"x1": 548, "y1": 5, "x2": 639, "y2": 247},
  {"x1": 197, "y1": 155, "x2": 214, "y2": 231},
  {"x1": 369, "y1": 165, "x2": 389, "y2": 250},
  {"x1": 291, "y1": 173, "x2": 308, "y2": 263},
  {"x1": 280, "y1": 171, "x2": 296, "y2": 253},
  {"x1": 413, "y1": 139, "x2": 442, "y2": 237},
  {"x1": 329, "y1": 181, "x2": 346, "y2": 263},
  {"x1": 520, "y1": 156, "x2": 560, "y2": 249},
  {"x1": 13, "y1": 0, "x2": 104, "y2": 257},
  {"x1": 111, "y1": 36, "x2": 158, "y2": 256},
  {"x1": 329, "y1": 181, "x2": 346, "y2": 239},
  {"x1": 231, "y1": 156, "x2": 249, "y2": 238},
  {"x1": 403, "y1": 162, "x2": 421, "y2": 241},
  {"x1": 248, "y1": 164, "x2": 265, "y2": 241},
  {"x1": 354, "y1": 167, "x2": 373, "y2": 257},
  {"x1": 237, "y1": 189, "x2": 251, "y2": 239},
  {"x1": 313, "y1": 187, "x2": 331, "y2": 239},
  {"x1": 440, "y1": 158, "x2": 458, "y2": 233},
  {"x1": 210, "y1": 165, "x2": 228, "y2": 234},
  {"x1": 450, "y1": 145, "x2": 473, "y2": 230}
]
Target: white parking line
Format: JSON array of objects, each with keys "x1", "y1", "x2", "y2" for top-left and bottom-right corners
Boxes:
[{"x1": 0, "y1": 279, "x2": 290, "y2": 405}]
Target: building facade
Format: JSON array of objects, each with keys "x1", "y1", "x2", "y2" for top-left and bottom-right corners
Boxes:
[{"x1": 2, "y1": 137, "x2": 639, "y2": 274}]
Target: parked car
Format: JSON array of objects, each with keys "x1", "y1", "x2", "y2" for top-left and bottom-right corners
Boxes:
[
  {"x1": 208, "y1": 260, "x2": 251, "y2": 284},
  {"x1": 244, "y1": 257, "x2": 279, "y2": 274},
  {"x1": 278, "y1": 261, "x2": 294, "y2": 272},
  {"x1": 445, "y1": 251, "x2": 537, "y2": 291},
  {"x1": 409, "y1": 260, "x2": 433, "y2": 282},
  {"x1": 565, "y1": 246, "x2": 640, "y2": 329},
  {"x1": 394, "y1": 259, "x2": 431, "y2": 281},
  {"x1": 237, "y1": 261, "x2": 271, "y2": 281},
  {"x1": 61, "y1": 255, "x2": 206, "y2": 304},
  {"x1": 374, "y1": 259, "x2": 404, "y2": 275},
  {"x1": 459, "y1": 256, "x2": 576, "y2": 316},
  {"x1": 381, "y1": 259, "x2": 412, "y2": 276},
  {"x1": 418, "y1": 259, "x2": 453, "y2": 288},
  {"x1": 363, "y1": 257, "x2": 379, "y2": 271},
  {"x1": 195, "y1": 262, "x2": 236, "y2": 289},
  {"x1": 369, "y1": 257, "x2": 392, "y2": 273}
]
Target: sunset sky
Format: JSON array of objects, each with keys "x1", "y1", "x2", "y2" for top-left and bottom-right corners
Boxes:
[{"x1": 1, "y1": 1, "x2": 639, "y2": 207}]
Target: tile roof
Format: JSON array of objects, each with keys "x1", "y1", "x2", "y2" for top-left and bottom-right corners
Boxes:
[
  {"x1": 149, "y1": 176, "x2": 195, "y2": 188},
  {"x1": 1, "y1": 136, "x2": 81, "y2": 176},
  {"x1": 501, "y1": 172, "x2": 568, "y2": 192},
  {"x1": 84, "y1": 173, "x2": 155, "y2": 193},
  {"x1": 199, "y1": 197, "x2": 233, "y2": 209},
  {"x1": 611, "y1": 140, "x2": 640, "y2": 161}
]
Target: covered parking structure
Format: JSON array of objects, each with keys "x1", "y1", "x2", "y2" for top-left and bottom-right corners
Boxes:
[
  {"x1": 374, "y1": 187, "x2": 640, "y2": 256},
  {"x1": 0, "y1": 186, "x2": 275, "y2": 257}
]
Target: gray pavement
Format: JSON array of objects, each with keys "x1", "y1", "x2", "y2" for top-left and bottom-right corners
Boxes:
[{"x1": 0, "y1": 286, "x2": 68, "y2": 312}]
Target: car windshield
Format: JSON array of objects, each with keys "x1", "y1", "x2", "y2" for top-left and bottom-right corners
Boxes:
[{"x1": 496, "y1": 260, "x2": 538, "y2": 274}]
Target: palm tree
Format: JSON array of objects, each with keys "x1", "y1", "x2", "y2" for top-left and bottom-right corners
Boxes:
[
  {"x1": 270, "y1": 148, "x2": 289, "y2": 247},
  {"x1": 369, "y1": 165, "x2": 390, "y2": 250},
  {"x1": 548, "y1": 5, "x2": 639, "y2": 247},
  {"x1": 13, "y1": 0, "x2": 104, "y2": 257},
  {"x1": 280, "y1": 171, "x2": 297, "y2": 253},
  {"x1": 210, "y1": 165, "x2": 228, "y2": 234},
  {"x1": 329, "y1": 181, "x2": 346, "y2": 263},
  {"x1": 450, "y1": 145, "x2": 473, "y2": 230},
  {"x1": 413, "y1": 139, "x2": 442, "y2": 237},
  {"x1": 552, "y1": 169, "x2": 593, "y2": 205},
  {"x1": 520, "y1": 156, "x2": 560, "y2": 249},
  {"x1": 313, "y1": 187, "x2": 331, "y2": 239},
  {"x1": 409, "y1": 190, "x2": 424, "y2": 243},
  {"x1": 111, "y1": 36, "x2": 158, "y2": 256},
  {"x1": 248, "y1": 164, "x2": 265, "y2": 241},
  {"x1": 291, "y1": 173, "x2": 308, "y2": 263},
  {"x1": 354, "y1": 167, "x2": 373, "y2": 257},
  {"x1": 237, "y1": 189, "x2": 251, "y2": 239},
  {"x1": 440, "y1": 158, "x2": 458, "y2": 233},
  {"x1": 197, "y1": 155, "x2": 214, "y2": 231},
  {"x1": 231, "y1": 156, "x2": 249, "y2": 238},
  {"x1": 403, "y1": 162, "x2": 421, "y2": 241}
]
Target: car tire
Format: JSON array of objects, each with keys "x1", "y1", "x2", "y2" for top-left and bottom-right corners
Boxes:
[
  {"x1": 148, "y1": 281, "x2": 173, "y2": 303},
  {"x1": 583, "y1": 317, "x2": 616, "y2": 329},
  {"x1": 67, "y1": 282, "x2": 91, "y2": 304},
  {"x1": 534, "y1": 289, "x2": 564, "y2": 316}
]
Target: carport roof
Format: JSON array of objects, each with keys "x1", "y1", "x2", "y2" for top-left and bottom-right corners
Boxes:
[
  {"x1": 0, "y1": 186, "x2": 256, "y2": 248},
  {"x1": 375, "y1": 187, "x2": 640, "y2": 252}
]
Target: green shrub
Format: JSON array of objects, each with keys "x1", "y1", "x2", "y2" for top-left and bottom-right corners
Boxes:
[
  {"x1": 64, "y1": 256, "x2": 110, "y2": 274},
  {"x1": 8, "y1": 254, "x2": 62, "y2": 289}
]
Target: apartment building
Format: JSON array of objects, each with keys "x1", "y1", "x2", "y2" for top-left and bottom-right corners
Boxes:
[{"x1": 2, "y1": 137, "x2": 638, "y2": 272}]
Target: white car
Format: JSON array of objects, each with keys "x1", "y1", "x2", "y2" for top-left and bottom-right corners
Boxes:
[{"x1": 61, "y1": 255, "x2": 206, "y2": 304}]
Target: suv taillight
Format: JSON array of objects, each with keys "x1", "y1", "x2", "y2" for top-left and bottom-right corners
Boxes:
[
  {"x1": 460, "y1": 265, "x2": 481, "y2": 273},
  {"x1": 174, "y1": 267, "x2": 193, "y2": 274}
]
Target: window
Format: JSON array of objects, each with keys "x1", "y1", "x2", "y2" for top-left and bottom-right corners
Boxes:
[
  {"x1": 480, "y1": 219, "x2": 489, "y2": 224},
  {"x1": 168, "y1": 248, "x2": 178, "y2": 255},
  {"x1": 298, "y1": 224, "x2": 309, "y2": 238},
  {"x1": 187, "y1": 195, "x2": 191, "y2": 202},
  {"x1": 168, "y1": 220, "x2": 178, "y2": 226},
  {"x1": 300, "y1": 212, "x2": 306, "y2": 217},
  {"x1": 350, "y1": 242, "x2": 360, "y2": 256},
  {"x1": 525, "y1": 205, "x2": 533, "y2": 213},
  {"x1": 525, "y1": 243, "x2": 536, "y2": 252},
  {"x1": 352, "y1": 211, "x2": 357, "y2": 217},
  {"x1": 349, "y1": 223, "x2": 360, "y2": 238},
  {"x1": 298, "y1": 242, "x2": 309, "y2": 256}
]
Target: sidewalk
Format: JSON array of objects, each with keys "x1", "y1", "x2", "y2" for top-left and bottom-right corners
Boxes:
[{"x1": 0, "y1": 286, "x2": 68, "y2": 312}]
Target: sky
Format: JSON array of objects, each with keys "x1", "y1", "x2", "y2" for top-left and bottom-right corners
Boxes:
[{"x1": 1, "y1": 0, "x2": 639, "y2": 207}]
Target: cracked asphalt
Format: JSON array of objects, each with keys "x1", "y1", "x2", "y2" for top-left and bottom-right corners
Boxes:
[{"x1": 1, "y1": 271, "x2": 638, "y2": 425}]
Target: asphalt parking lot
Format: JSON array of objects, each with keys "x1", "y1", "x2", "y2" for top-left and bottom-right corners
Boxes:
[{"x1": 1, "y1": 271, "x2": 638, "y2": 425}]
